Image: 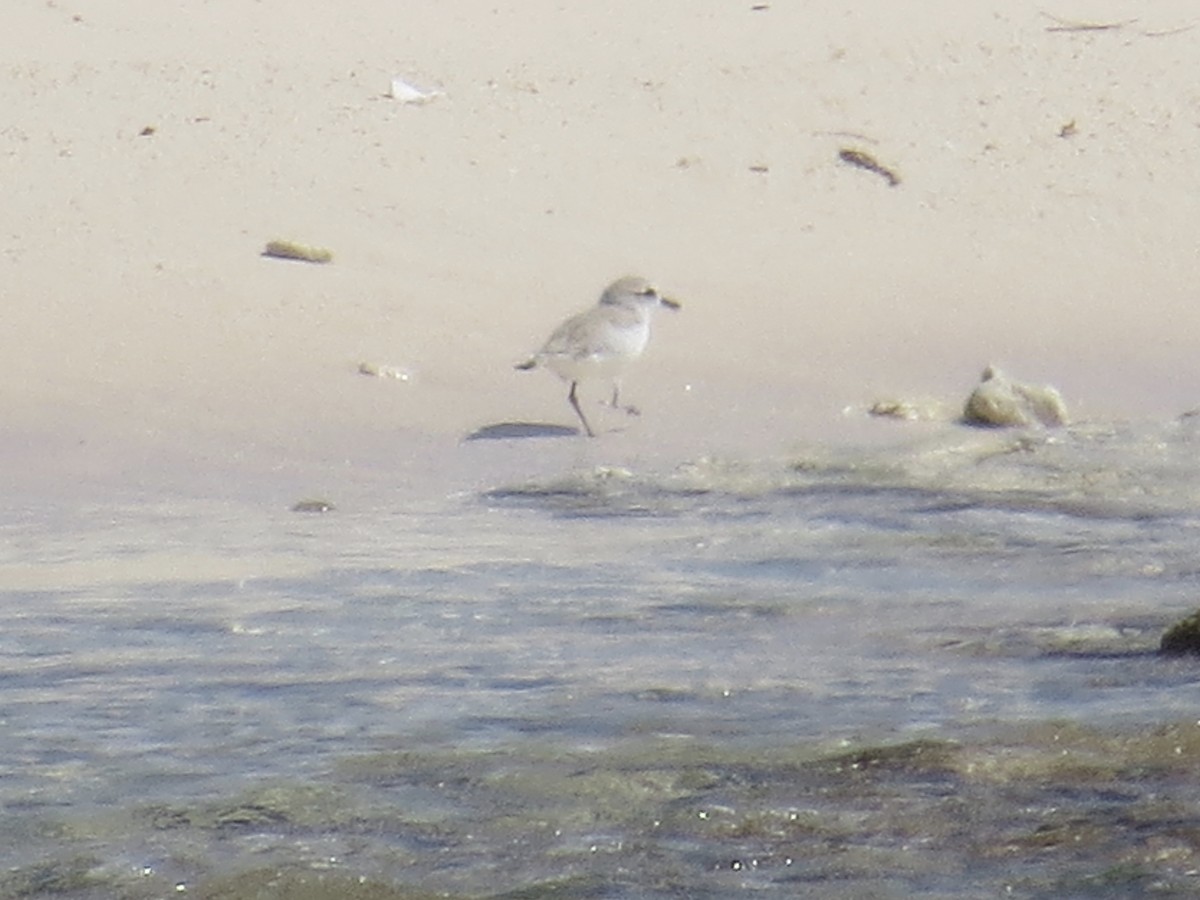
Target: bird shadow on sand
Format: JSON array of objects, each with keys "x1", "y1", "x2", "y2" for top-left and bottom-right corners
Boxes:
[{"x1": 464, "y1": 422, "x2": 582, "y2": 441}]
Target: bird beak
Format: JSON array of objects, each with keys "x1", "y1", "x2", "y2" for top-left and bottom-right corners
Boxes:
[{"x1": 660, "y1": 295, "x2": 682, "y2": 311}]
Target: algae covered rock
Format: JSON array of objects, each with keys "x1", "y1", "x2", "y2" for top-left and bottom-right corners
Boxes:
[
  {"x1": 962, "y1": 366, "x2": 1068, "y2": 428},
  {"x1": 1160, "y1": 609, "x2": 1200, "y2": 655}
]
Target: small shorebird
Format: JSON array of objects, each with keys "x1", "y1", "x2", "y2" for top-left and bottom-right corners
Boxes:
[{"x1": 515, "y1": 276, "x2": 681, "y2": 437}]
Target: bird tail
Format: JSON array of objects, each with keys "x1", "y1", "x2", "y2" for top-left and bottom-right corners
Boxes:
[{"x1": 514, "y1": 358, "x2": 537, "y2": 371}]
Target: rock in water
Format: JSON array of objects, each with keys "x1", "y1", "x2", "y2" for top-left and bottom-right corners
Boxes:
[
  {"x1": 1161, "y1": 609, "x2": 1200, "y2": 656},
  {"x1": 962, "y1": 366, "x2": 1068, "y2": 428}
]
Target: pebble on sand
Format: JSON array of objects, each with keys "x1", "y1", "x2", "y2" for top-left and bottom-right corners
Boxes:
[
  {"x1": 262, "y1": 240, "x2": 333, "y2": 264},
  {"x1": 962, "y1": 366, "x2": 1068, "y2": 428}
]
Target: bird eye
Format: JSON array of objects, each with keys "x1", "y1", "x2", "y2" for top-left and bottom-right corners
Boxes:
[{"x1": 639, "y1": 286, "x2": 658, "y2": 296}]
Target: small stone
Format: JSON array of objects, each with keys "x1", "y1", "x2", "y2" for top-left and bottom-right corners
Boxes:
[{"x1": 292, "y1": 499, "x2": 335, "y2": 514}]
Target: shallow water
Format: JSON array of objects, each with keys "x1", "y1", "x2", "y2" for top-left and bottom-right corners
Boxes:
[{"x1": 4, "y1": 421, "x2": 1200, "y2": 898}]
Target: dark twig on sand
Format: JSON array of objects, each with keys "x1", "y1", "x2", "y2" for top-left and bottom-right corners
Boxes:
[{"x1": 838, "y1": 148, "x2": 901, "y2": 187}]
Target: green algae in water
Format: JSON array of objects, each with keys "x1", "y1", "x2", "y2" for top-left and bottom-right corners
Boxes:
[
  {"x1": 203, "y1": 868, "x2": 445, "y2": 900},
  {"x1": 141, "y1": 783, "x2": 355, "y2": 833},
  {"x1": 814, "y1": 737, "x2": 962, "y2": 777},
  {"x1": 0, "y1": 855, "x2": 100, "y2": 897},
  {"x1": 964, "y1": 720, "x2": 1200, "y2": 784},
  {"x1": 487, "y1": 876, "x2": 611, "y2": 899},
  {"x1": 15, "y1": 722, "x2": 1200, "y2": 898}
]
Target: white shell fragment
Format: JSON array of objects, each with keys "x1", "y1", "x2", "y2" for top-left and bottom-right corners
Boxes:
[
  {"x1": 358, "y1": 361, "x2": 413, "y2": 381},
  {"x1": 388, "y1": 77, "x2": 441, "y2": 104}
]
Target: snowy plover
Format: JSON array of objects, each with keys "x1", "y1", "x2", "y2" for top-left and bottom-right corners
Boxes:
[{"x1": 515, "y1": 275, "x2": 681, "y2": 437}]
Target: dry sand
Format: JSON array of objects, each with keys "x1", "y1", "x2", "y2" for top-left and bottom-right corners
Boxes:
[{"x1": 4, "y1": 0, "x2": 1199, "y2": 501}]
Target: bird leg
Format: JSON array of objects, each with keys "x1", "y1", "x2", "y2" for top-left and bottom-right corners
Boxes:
[
  {"x1": 609, "y1": 382, "x2": 640, "y2": 417},
  {"x1": 568, "y1": 382, "x2": 596, "y2": 437}
]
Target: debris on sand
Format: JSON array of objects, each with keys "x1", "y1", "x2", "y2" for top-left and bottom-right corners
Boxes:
[
  {"x1": 357, "y1": 361, "x2": 412, "y2": 381},
  {"x1": 1041, "y1": 12, "x2": 1136, "y2": 32},
  {"x1": 838, "y1": 147, "x2": 901, "y2": 186},
  {"x1": 262, "y1": 240, "x2": 333, "y2": 264},
  {"x1": 388, "y1": 76, "x2": 442, "y2": 104}
]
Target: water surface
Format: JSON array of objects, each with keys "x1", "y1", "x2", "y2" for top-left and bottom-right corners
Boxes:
[{"x1": 3, "y1": 421, "x2": 1200, "y2": 897}]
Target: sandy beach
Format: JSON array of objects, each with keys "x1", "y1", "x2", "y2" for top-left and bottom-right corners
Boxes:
[{"x1": 4, "y1": 0, "x2": 1199, "y2": 499}]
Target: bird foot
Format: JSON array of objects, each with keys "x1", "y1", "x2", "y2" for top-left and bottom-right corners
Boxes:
[{"x1": 601, "y1": 398, "x2": 640, "y2": 417}]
